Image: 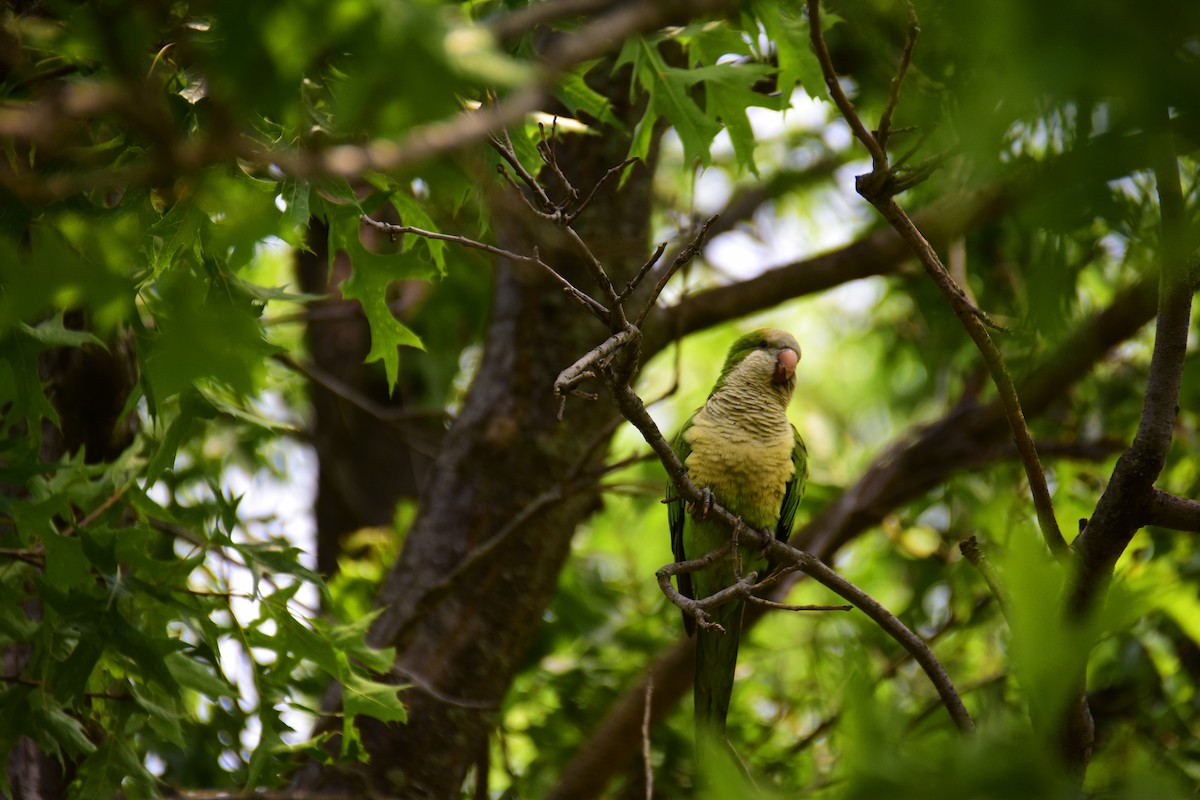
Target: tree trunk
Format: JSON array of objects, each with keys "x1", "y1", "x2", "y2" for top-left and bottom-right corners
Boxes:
[
  {"x1": 296, "y1": 74, "x2": 659, "y2": 795},
  {"x1": 296, "y1": 218, "x2": 444, "y2": 577}
]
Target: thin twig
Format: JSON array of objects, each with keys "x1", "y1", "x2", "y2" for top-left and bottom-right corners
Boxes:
[
  {"x1": 274, "y1": 353, "x2": 445, "y2": 453},
  {"x1": 554, "y1": 326, "x2": 639, "y2": 408},
  {"x1": 642, "y1": 679, "x2": 654, "y2": 800},
  {"x1": 744, "y1": 596, "x2": 852, "y2": 613},
  {"x1": 561, "y1": 225, "x2": 626, "y2": 325},
  {"x1": 538, "y1": 120, "x2": 580, "y2": 200},
  {"x1": 391, "y1": 662, "x2": 497, "y2": 710},
  {"x1": 0, "y1": 548, "x2": 44, "y2": 567},
  {"x1": 654, "y1": 541, "x2": 735, "y2": 632},
  {"x1": 359, "y1": 215, "x2": 610, "y2": 321},
  {"x1": 58, "y1": 484, "x2": 129, "y2": 538},
  {"x1": 568, "y1": 157, "x2": 639, "y2": 223},
  {"x1": 634, "y1": 215, "x2": 719, "y2": 328},
  {"x1": 617, "y1": 242, "x2": 668, "y2": 303},
  {"x1": 495, "y1": 162, "x2": 557, "y2": 219},
  {"x1": 875, "y1": 2, "x2": 919, "y2": 152},
  {"x1": 806, "y1": 0, "x2": 886, "y2": 168},
  {"x1": 489, "y1": 129, "x2": 557, "y2": 213}
]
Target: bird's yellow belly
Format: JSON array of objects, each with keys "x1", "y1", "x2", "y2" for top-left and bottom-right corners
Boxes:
[{"x1": 683, "y1": 414, "x2": 795, "y2": 530}]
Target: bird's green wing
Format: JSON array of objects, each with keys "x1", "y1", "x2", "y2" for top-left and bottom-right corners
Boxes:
[
  {"x1": 668, "y1": 412, "x2": 697, "y2": 633},
  {"x1": 775, "y1": 425, "x2": 809, "y2": 542}
]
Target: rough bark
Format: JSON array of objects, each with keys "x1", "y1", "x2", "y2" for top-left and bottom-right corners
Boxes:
[
  {"x1": 295, "y1": 218, "x2": 442, "y2": 577},
  {"x1": 293, "y1": 65, "x2": 659, "y2": 794}
]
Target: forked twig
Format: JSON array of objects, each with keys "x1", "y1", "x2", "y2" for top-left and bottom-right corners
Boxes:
[{"x1": 806, "y1": 0, "x2": 1066, "y2": 556}]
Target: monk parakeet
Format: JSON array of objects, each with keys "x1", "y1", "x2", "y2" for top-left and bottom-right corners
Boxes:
[{"x1": 668, "y1": 328, "x2": 808, "y2": 745}]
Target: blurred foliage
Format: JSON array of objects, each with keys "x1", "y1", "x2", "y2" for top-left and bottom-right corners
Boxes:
[{"x1": 1, "y1": 0, "x2": 1199, "y2": 797}]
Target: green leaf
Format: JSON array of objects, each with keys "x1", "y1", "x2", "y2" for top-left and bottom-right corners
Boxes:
[
  {"x1": 691, "y1": 63, "x2": 781, "y2": 173},
  {"x1": 29, "y1": 692, "x2": 96, "y2": 759},
  {"x1": 751, "y1": 0, "x2": 827, "y2": 99},
  {"x1": 106, "y1": 607, "x2": 184, "y2": 694},
  {"x1": 131, "y1": 683, "x2": 188, "y2": 749},
  {"x1": 164, "y1": 651, "x2": 234, "y2": 699},
  {"x1": 632, "y1": 38, "x2": 721, "y2": 168},
  {"x1": 0, "y1": 315, "x2": 108, "y2": 437},
  {"x1": 341, "y1": 672, "x2": 407, "y2": 755},
  {"x1": 141, "y1": 265, "x2": 279, "y2": 400},
  {"x1": 75, "y1": 738, "x2": 156, "y2": 799},
  {"x1": 554, "y1": 63, "x2": 624, "y2": 131},
  {"x1": 323, "y1": 199, "x2": 427, "y2": 390},
  {"x1": 389, "y1": 192, "x2": 446, "y2": 274},
  {"x1": 17, "y1": 314, "x2": 103, "y2": 349},
  {"x1": 50, "y1": 627, "x2": 105, "y2": 704},
  {"x1": 326, "y1": 609, "x2": 395, "y2": 674},
  {"x1": 41, "y1": 530, "x2": 94, "y2": 596},
  {"x1": 195, "y1": 170, "x2": 289, "y2": 272},
  {"x1": 245, "y1": 711, "x2": 288, "y2": 788},
  {"x1": 144, "y1": 193, "x2": 202, "y2": 278},
  {"x1": 280, "y1": 177, "x2": 312, "y2": 244},
  {"x1": 144, "y1": 390, "x2": 216, "y2": 485}
]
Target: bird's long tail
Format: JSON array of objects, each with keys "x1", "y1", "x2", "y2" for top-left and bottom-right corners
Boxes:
[{"x1": 693, "y1": 598, "x2": 744, "y2": 743}]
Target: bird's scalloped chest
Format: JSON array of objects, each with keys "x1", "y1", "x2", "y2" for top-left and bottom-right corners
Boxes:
[{"x1": 683, "y1": 407, "x2": 795, "y2": 530}]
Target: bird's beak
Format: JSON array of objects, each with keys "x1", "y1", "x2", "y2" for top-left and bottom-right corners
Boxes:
[{"x1": 773, "y1": 347, "x2": 799, "y2": 385}]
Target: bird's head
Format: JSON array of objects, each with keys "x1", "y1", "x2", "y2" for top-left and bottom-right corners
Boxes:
[{"x1": 713, "y1": 327, "x2": 801, "y2": 400}]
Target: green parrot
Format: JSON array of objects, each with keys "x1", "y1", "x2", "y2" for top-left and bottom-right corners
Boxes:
[{"x1": 668, "y1": 328, "x2": 808, "y2": 747}]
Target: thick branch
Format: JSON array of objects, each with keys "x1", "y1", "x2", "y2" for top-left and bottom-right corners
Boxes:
[
  {"x1": 1071, "y1": 120, "x2": 1196, "y2": 611},
  {"x1": 1144, "y1": 489, "x2": 1200, "y2": 532}
]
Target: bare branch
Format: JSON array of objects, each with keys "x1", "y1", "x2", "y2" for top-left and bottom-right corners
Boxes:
[
  {"x1": 806, "y1": 0, "x2": 886, "y2": 168},
  {"x1": 1072, "y1": 115, "x2": 1196, "y2": 611},
  {"x1": 744, "y1": 596, "x2": 852, "y2": 613},
  {"x1": 1144, "y1": 489, "x2": 1200, "y2": 532},
  {"x1": 635, "y1": 215, "x2": 719, "y2": 328},
  {"x1": 882, "y1": 201, "x2": 1064, "y2": 555},
  {"x1": 538, "y1": 120, "x2": 580, "y2": 200},
  {"x1": 359, "y1": 214, "x2": 610, "y2": 321},
  {"x1": 561, "y1": 224, "x2": 626, "y2": 324},
  {"x1": 554, "y1": 326, "x2": 640, "y2": 409},
  {"x1": 617, "y1": 242, "x2": 669, "y2": 304},
  {"x1": 273, "y1": 354, "x2": 444, "y2": 455},
  {"x1": 568, "y1": 157, "x2": 639, "y2": 222},
  {"x1": 489, "y1": 0, "x2": 616, "y2": 44},
  {"x1": 490, "y1": 131, "x2": 558, "y2": 214},
  {"x1": 875, "y1": 3, "x2": 919, "y2": 152},
  {"x1": 654, "y1": 541, "x2": 736, "y2": 632}
]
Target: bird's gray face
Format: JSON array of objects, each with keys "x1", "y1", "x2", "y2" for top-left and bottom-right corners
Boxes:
[{"x1": 745, "y1": 331, "x2": 801, "y2": 393}]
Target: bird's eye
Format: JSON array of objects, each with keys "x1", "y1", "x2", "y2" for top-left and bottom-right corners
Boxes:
[{"x1": 757, "y1": 340, "x2": 769, "y2": 349}]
